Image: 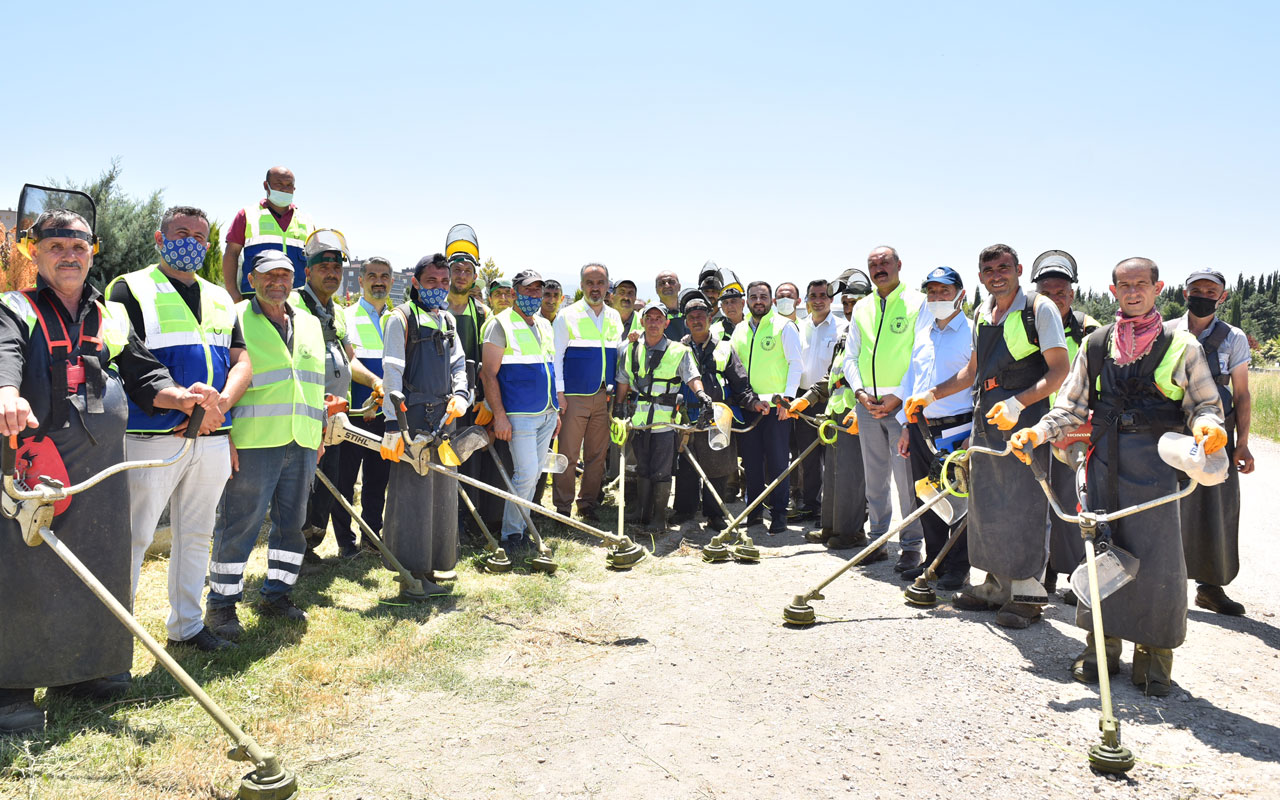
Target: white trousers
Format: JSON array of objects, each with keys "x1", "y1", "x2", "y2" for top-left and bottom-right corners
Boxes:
[{"x1": 127, "y1": 434, "x2": 231, "y2": 641}]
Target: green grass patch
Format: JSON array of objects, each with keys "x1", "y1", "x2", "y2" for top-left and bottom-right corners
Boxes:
[
  {"x1": 0, "y1": 518, "x2": 619, "y2": 800},
  {"x1": 1250, "y1": 370, "x2": 1280, "y2": 442}
]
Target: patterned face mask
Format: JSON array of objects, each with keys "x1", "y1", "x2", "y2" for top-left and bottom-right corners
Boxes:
[
  {"x1": 515, "y1": 293, "x2": 542, "y2": 315},
  {"x1": 159, "y1": 236, "x2": 208, "y2": 272},
  {"x1": 417, "y1": 286, "x2": 448, "y2": 309}
]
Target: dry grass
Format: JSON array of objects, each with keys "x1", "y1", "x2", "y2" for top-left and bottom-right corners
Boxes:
[
  {"x1": 1250, "y1": 370, "x2": 1280, "y2": 442},
  {"x1": 0, "y1": 503, "x2": 616, "y2": 800}
]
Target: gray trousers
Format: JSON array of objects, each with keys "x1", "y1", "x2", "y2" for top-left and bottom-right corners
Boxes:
[{"x1": 855, "y1": 404, "x2": 923, "y2": 552}]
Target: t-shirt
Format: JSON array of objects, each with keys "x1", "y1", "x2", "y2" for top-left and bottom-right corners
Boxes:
[
  {"x1": 225, "y1": 200, "x2": 297, "y2": 246},
  {"x1": 974, "y1": 287, "x2": 1068, "y2": 355},
  {"x1": 1171, "y1": 315, "x2": 1251, "y2": 376}
]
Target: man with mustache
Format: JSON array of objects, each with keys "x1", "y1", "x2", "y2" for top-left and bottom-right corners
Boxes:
[
  {"x1": 655, "y1": 270, "x2": 687, "y2": 341},
  {"x1": 907, "y1": 244, "x2": 1069, "y2": 629}
]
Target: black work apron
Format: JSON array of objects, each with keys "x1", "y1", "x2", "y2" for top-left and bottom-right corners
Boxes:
[
  {"x1": 820, "y1": 427, "x2": 867, "y2": 537},
  {"x1": 382, "y1": 308, "x2": 459, "y2": 576},
  {"x1": 0, "y1": 325, "x2": 132, "y2": 688},
  {"x1": 968, "y1": 319, "x2": 1051, "y2": 580},
  {"x1": 1047, "y1": 456, "x2": 1085, "y2": 575}
]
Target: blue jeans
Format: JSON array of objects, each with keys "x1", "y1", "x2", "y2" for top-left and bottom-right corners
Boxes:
[
  {"x1": 207, "y1": 443, "x2": 318, "y2": 608},
  {"x1": 502, "y1": 411, "x2": 558, "y2": 539}
]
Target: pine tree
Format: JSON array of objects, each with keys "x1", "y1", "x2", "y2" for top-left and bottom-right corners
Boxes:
[{"x1": 1229, "y1": 293, "x2": 1243, "y2": 327}]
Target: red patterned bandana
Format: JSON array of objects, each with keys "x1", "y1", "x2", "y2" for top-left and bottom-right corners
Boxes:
[{"x1": 1113, "y1": 308, "x2": 1163, "y2": 366}]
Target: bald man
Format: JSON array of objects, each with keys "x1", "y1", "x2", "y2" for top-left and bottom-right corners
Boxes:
[{"x1": 222, "y1": 166, "x2": 314, "y2": 302}]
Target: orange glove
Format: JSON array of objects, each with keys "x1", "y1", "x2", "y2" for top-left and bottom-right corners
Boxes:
[
  {"x1": 1193, "y1": 419, "x2": 1228, "y2": 454},
  {"x1": 984, "y1": 396, "x2": 1025, "y2": 431},
  {"x1": 444, "y1": 395, "x2": 467, "y2": 425},
  {"x1": 788, "y1": 397, "x2": 810, "y2": 416},
  {"x1": 474, "y1": 402, "x2": 493, "y2": 426},
  {"x1": 369, "y1": 379, "x2": 385, "y2": 408},
  {"x1": 1010, "y1": 428, "x2": 1043, "y2": 465},
  {"x1": 904, "y1": 391, "x2": 935, "y2": 423},
  {"x1": 380, "y1": 431, "x2": 404, "y2": 462},
  {"x1": 324, "y1": 393, "x2": 349, "y2": 417},
  {"x1": 842, "y1": 410, "x2": 859, "y2": 435}
]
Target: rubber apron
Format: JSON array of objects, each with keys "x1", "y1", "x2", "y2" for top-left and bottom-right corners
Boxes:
[{"x1": 820, "y1": 426, "x2": 868, "y2": 538}]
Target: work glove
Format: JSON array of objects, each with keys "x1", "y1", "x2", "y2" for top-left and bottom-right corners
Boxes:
[
  {"x1": 474, "y1": 402, "x2": 494, "y2": 426},
  {"x1": 984, "y1": 395, "x2": 1025, "y2": 431},
  {"x1": 324, "y1": 393, "x2": 349, "y2": 417},
  {"x1": 1193, "y1": 419, "x2": 1228, "y2": 454},
  {"x1": 696, "y1": 391, "x2": 714, "y2": 429},
  {"x1": 444, "y1": 395, "x2": 467, "y2": 425},
  {"x1": 380, "y1": 431, "x2": 404, "y2": 462},
  {"x1": 369, "y1": 379, "x2": 385, "y2": 408},
  {"x1": 1009, "y1": 428, "x2": 1043, "y2": 465},
  {"x1": 788, "y1": 397, "x2": 810, "y2": 416},
  {"x1": 842, "y1": 410, "x2": 859, "y2": 435},
  {"x1": 904, "y1": 390, "x2": 936, "y2": 423}
]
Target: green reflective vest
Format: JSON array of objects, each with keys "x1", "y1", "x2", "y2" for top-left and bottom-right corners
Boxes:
[
  {"x1": 853, "y1": 283, "x2": 922, "y2": 399},
  {"x1": 827, "y1": 347, "x2": 855, "y2": 416},
  {"x1": 730, "y1": 310, "x2": 791, "y2": 397},
  {"x1": 626, "y1": 339, "x2": 691, "y2": 426},
  {"x1": 232, "y1": 301, "x2": 326, "y2": 449},
  {"x1": 1093, "y1": 328, "x2": 1191, "y2": 402}
]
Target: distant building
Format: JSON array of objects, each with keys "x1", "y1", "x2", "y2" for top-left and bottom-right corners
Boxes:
[
  {"x1": 342, "y1": 259, "x2": 413, "y2": 305},
  {"x1": 0, "y1": 209, "x2": 16, "y2": 241}
]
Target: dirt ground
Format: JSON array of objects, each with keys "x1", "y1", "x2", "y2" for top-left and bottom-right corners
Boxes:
[{"x1": 303, "y1": 438, "x2": 1280, "y2": 800}]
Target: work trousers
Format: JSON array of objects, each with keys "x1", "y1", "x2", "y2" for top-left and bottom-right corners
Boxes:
[
  {"x1": 739, "y1": 411, "x2": 793, "y2": 520},
  {"x1": 632, "y1": 429, "x2": 677, "y2": 482},
  {"x1": 336, "y1": 415, "x2": 391, "y2": 540},
  {"x1": 855, "y1": 405, "x2": 923, "y2": 552},
  {"x1": 502, "y1": 411, "x2": 558, "y2": 539},
  {"x1": 207, "y1": 443, "x2": 317, "y2": 608},
  {"x1": 553, "y1": 390, "x2": 610, "y2": 514},
  {"x1": 906, "y1": 421, "x2": 968, "y2": 574},
  {"x1": 305, "y1": 442, "x2": 353, "y2": 553},
  {"x1": 127, "y1": 434, "x2": 232, "y2": 641},
  {"x1": 792, "y1": 397, "x2": 826, "y2": 511}
]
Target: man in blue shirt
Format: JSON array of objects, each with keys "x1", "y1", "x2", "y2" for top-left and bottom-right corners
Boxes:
[{"x1": 895, "y1": 267, "x2": 974, "y2": 590}]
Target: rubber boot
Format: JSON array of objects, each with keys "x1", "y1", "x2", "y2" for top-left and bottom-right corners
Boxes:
[
  {"x1": 1132, "y1": 644, "x2": 1174, "y2": 697},
  {"x1": 649, "y1": 480, "x2": 672, "y2": 532},
  {"x1": 1071, "y1": 631, "x2": 1122, "y2": 683},
  {"x1": 628, "y1": 478, "x2": 652, "y2": 524}
]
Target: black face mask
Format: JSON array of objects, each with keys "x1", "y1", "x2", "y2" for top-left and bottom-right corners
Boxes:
[{"x1": 1186, "y1": 295, "x2": 1220, "y2": 318}]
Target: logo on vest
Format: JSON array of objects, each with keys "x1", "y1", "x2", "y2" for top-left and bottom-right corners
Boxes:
[
  {"x1": 760, "y1": 336, "x2": 776, "y2": 351},
  {"x1": 889, "y1": 317, "x2": 907, "y2": 334}
]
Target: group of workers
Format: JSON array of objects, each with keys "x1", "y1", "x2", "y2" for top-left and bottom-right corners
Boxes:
[{"x1": 0, "y1": 165, "x2": 1254, "y2": 736}]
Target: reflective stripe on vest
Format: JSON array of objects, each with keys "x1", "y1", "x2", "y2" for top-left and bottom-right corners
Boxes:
[
  {"x1": 1093, "y1": 328, "x2": 1191, "y2": 402},
  {"x1": 231, "y1": 301, "x2": 325, "y2": 449},
  {"x1": 730, "y1": 310, "x2": 791, "y2": 396},
  {"x1": 561, "y1": 300, "x2": 623, "y2": 396},
  {"x1": 853, "y1": 283, "x2": 921, "y2": 398},
  {"x1": 631, "y1": 340, "x2": 690, "y2": 426},
  {"x1": 344, "y1": 301, "x2": 388, "y2": 415},
  {"x1": 827, "y1": 348, "x2": 855, "y2": 415},
  {"x1": 113, "y1": 266, "x2": 234, "y2": 433},
  {"x1": 495, "y1": 308, "x2": 557, "y2": 415},
  {"x1": 239, "y1": 205, "x2": 312, "y2": 294}
]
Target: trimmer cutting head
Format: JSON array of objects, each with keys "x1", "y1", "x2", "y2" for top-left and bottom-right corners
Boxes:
[
  {"x1": 903, "y1": 581, "x2": 938, "y2": 607},
  {"x1": 238, "y1": 766, "x2": 299, "y2": 799},
  {"x1": 702, "y1": 542, "x2": 731, "y2": 562},
  {"x1": 396, "y1": 577, "x2": 434, "y2": 603},
  {"x1": 783, "y1": 596, "x2": 816, "y2": 626},
  {"x1": 529, "y1": 555, "x2": 559, "y2": 574},
  {"x1": 483, "y1": 549, "x2": 513, "y2": 573},
  {"x1": 606, "y1": 540, "x2": 646, "y2": 570},
  {"x1": 730, "y1": 541, "x2": 761, "y2": 562},
  {"x1": 1088, "y1": 743, "x2": 1135, "y2": 774}
]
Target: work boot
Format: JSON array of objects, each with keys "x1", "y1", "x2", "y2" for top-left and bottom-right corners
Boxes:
[
  {"x1": 578, "y1": 506, "x2": 600, "y2": 523},
  {"x1": 1071, "y1": 633, "x2": 1122, "y2": 683},
  {"x1": 994, "y1": 601, "x2": 1043, "y2": 629},
  {"x1": 937, "y1": 570, "x2": 967, "y2": 591},
  {"x1": 168, "y1": 625, "x2": 236, "y2": 652},
  {"x1": 627, "y1": 479, "x2": 652, "y2": 523},
  {"x1": 256, "y1": 594, "x2": 308, "y2": 622},
  {"x1": 805, "y1": 527, "x2": 833, "y2": 544},
  {"x1": 0, "y1": 700, "x2": 43, "y2": 735},
  {"x1": 46, "y1": 672, "x2": 131, "y2": 701},
  {"x1": 900, "y1": 564, "x2": 927, "y2": 581},
  {"x1": 205, "y1": 605, "x2": 244, "y2": 642},
  {"x1": 768, "y1": 515, "x2": 788, "y2": 534},
  {"x1": 1195, "y1": 584, "x2": 1246, "y2": 616},
  {"x1": 1063, "y1": 588, "x2": 1078, "y2": 606},
  {"x1": 824, "y1": 529, "x2": 869, "y2": 550},
  {"x1": 1043, "y1": 571, "x2": 1058, "y2": 595},
  {"x1": 952, "y1": 591, "x2": 996, "y2": 612},
  {"x1": 668, "y1": 510, "x2": 695, "y2": 525},
  {"x1": 1132, "y1": 644, "x2": 1174, "y2": 697},
  {"x1": 704, "y1": 514, "x2": 728, "y2": 532},
  {"x1": 648, "y1": 481, "x2": 672, "y2": 532},
  {"x1": 894, "y1": 549, "x2": 924, "y2": 573}
]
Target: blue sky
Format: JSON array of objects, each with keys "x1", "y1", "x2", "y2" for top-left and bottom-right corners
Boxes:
[{"x1": 3, "y1": 1, "x2": 1276, "y2": 299}]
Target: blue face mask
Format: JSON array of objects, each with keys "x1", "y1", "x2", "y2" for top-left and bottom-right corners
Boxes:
[
  {"x1": 159, "y1": 235, "x2": 208, "y2": 272},
  {"x1": 417, "y1": 286, "x2": 448, "y2": 309},
  {"x1": 515, "y1": 293, "x2": 542, "y2": 315}
]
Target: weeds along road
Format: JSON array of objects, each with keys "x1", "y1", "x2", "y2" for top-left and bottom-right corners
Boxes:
[{"x1": 312, "y1": 437, "x2": 1280, "y2": 800}]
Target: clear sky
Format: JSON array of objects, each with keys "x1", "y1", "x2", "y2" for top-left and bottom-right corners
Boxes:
[{"x1": 3, "y1": 1, "x2": 1276, "y2": 299}]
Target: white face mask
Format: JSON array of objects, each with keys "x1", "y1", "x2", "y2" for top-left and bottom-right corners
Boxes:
[
  {"x1": 267, "y1": 188, "x2": 294, "y2": 207},
  {"x1": 927, "y1": 298, "x2": 960, "y2": 321},
  {"x1": 775, "y1": 297, "x2": 796, "y2": 316}
]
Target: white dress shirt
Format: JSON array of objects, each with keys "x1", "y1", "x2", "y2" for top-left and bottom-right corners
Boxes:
[
  {"x1": 895, "y1": 309, "x2": 975, "y2": 424},
  {"x1": 552, "y1": 300, "x2": 613, "y2": 393},
  {"x1": 799, "y1": 312, "x2": 848, "y2": 390}
]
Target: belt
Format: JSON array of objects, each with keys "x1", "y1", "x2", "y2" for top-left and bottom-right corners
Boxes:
[{"x1": 926, "y1": 412, "x2": 973, "y2": 428}]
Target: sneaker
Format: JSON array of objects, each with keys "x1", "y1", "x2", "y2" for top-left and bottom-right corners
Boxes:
[
  {"x1": 168, "y1": 625, "x2": 237, "y2": 652},
  {"x1": 256, "y1": 595, "x2": 307, "y2": 622},
  {"x1": 0, "y1": 701, "x2": 44, "y2": 735},
  {"x1": 1195, "y1": 585, "x2": 1246, "y2": 616},
  {"x1": 46, "y1": 672, "x2": 131, "y2": 701},
  {"x1": 205, "y1": 605, "x2": 244, "y2": 641}
]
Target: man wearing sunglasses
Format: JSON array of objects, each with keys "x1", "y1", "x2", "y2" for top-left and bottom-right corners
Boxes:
[{"x1": 297, "y1": 230, "x2": 383, "y2": 561}]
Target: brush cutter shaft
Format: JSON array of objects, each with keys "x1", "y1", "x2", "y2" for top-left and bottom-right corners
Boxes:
[
  {"x1": 314, "y1": 469, "x2": 424, "y2": 591},
  {"x1": 456, "y1": 483, "x2": 500, "y2": 550},
  {"x1": 921, "y1": 517, "x2": 968, "y2": 581},
  {"x1": 805, "y1": 489, "x2": 952, "y2": 598},
  {"x1": 483, "y1": 452, "x2": 624, "y2": 545},
  {"x1": 1084, "y1": 534, "x2": 1120, "y2": 740},
  {"x1": 729, "y1": 436, "x2": 822, "y2": 529},
  {"x1": 37, "y1": 523, "x2": 283, "y2": 776}
]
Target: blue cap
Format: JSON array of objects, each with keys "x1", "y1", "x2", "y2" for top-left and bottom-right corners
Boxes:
[{"x1": 923, "y1": 266, "x2": 962, "y2": 288}]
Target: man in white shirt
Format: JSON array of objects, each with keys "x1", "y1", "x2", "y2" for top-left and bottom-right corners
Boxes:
[
  {"x1": 790, "y1": 278, "x2": 847, "y2": 520},
  {"x1": 551, "y1": 264, "x2": 623, "y2": 521},
  {"x1": 895, "y1": 267, "x2": 974, "y2": 590}
]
